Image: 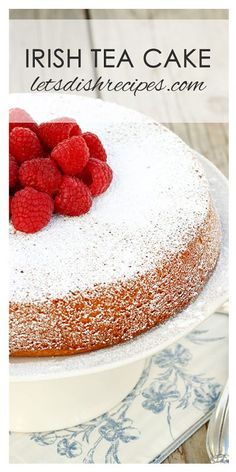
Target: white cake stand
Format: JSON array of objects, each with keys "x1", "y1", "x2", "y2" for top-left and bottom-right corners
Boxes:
[{"x1": 9, "y1": 154, "x2": 228, "y2": 432}]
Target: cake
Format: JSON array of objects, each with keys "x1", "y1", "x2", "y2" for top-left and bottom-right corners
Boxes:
[{"x1": 9, "y1": 94, "x2": 221, "y2": 357}]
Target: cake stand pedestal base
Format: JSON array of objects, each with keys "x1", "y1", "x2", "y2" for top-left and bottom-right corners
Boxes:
[{"x1": 10, "y1": 358, "x2": 145, "y2": 433}]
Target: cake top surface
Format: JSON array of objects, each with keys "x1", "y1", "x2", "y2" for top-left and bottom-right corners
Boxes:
[{"x1": 10, "y1": 93, "x2": 210, "y2": 303}]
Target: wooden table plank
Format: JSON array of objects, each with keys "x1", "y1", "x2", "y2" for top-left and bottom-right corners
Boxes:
[
  {"x1": 164, "y1": 423, "x2": 210, "y2": 464},
  {"x1": 166, "y1": 123, "x2": 228, "y2": 177},
  {"x1": 87, "y1": 9, "x2": 228, "y2": 20},
  {"x1": 10, "y1": 9, "x2": 229, "y2": 20},
  {"x1": 9, "y1": 10, "x2": 87, "y2": 19}
]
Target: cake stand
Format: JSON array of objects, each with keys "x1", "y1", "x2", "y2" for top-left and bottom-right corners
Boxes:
[{"x1": 9, "y1": 154, "x2": 228, "y2": 432}]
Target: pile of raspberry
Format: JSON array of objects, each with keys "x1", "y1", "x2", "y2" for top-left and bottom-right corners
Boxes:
[{"x1": 9, "y1": 108, "x2": 113, "y2": 233}]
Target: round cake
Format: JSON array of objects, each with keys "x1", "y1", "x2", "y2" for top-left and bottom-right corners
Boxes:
[{"x1": 9, "y1": 94, "x2": 221, "y2": 357}]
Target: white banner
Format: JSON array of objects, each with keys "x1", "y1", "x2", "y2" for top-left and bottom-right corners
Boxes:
[{"x1": 10, "y1": 20, "x2": 228, "y2": 122}]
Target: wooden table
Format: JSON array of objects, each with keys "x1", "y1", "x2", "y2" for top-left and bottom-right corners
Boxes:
[{"x1": 10, "y1": 8, "x2": 228, "y2": 463}]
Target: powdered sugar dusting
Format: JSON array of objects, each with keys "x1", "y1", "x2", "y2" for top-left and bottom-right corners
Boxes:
[
  {"x1": 10, "y1": 94, "x2": 210, "y2": 303},
  {"x1": 10, "y1": 153, "x2": 227, "y2": 375}
]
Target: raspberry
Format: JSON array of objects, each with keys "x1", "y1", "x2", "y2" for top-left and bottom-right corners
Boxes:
[
  {"x1": 51, "y1": 136, "x2": 89, "y2": 176},
  {"x1": 54, "y1": 176, "x2": 92, "y2": 216},
  {"x1": 9, "y1": 108, "x2": 38, "y2": 135},
  {"x1": 11, "y1": 187, "x2": 53, "y2": 233},
  {"x1": 38, "y1": 118, "x2": 81, "y2": 150},
  {"x1": 9, "y1": 127, "x2": 43, "y2": 164},
  {"x1": 19, "y1": 158, "x2": 62, "y2": 196},
  {"x1": 9, "y1": 155, "x2": 18, "y2": 190},
  {"x1": 9, "y1": 196, "x2": 12, "y2": 219},
  {"x1": 80, "y1": 158, "x2": 113, "y2": 196},
  {"x1": 82, "y1": 132, "x2": 107, "y2": 162}
]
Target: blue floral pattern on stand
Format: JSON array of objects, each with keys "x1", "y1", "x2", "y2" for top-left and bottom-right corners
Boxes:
[
  {"x1": 141, "y1": 343, "x2": 221, "y2": 439},
  {"x1": 57, "y1": 438, "x2": 82, "y2": 458},
  {"x1": 27, "y1": 321, "x2": 226, "y2": 463}
]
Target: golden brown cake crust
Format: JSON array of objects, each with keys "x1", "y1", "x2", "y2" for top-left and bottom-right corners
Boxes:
[{"x1": 9, "y1": 201, "x2": 221, "y2": 357}]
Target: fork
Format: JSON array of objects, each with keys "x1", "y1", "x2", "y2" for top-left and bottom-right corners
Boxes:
[{"x1": 206, "y1": 301, "x2": 229, "y2": 463}]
